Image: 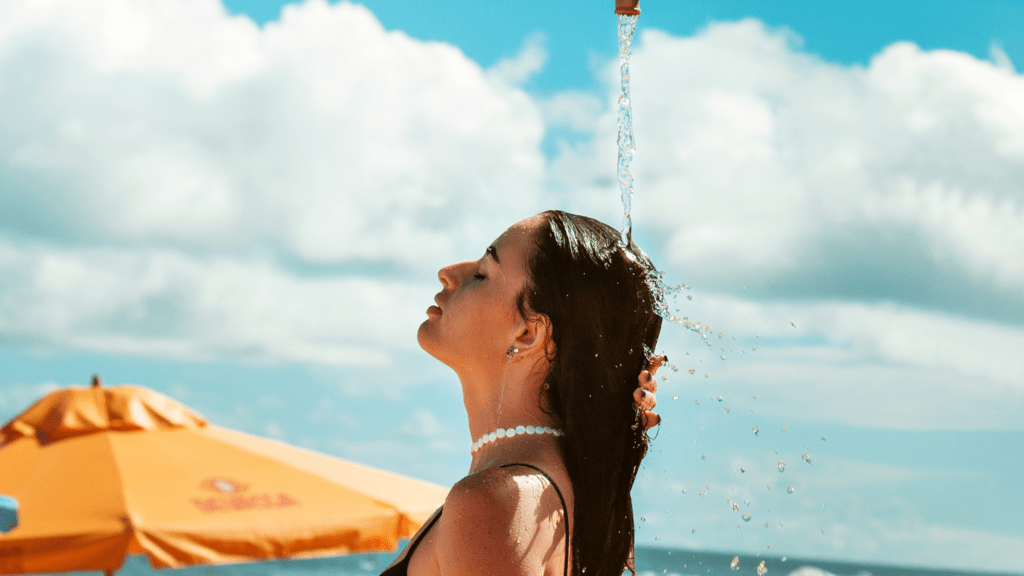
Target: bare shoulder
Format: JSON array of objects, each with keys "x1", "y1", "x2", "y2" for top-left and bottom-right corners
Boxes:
[{"x1": 430, "y1": 466, "x2": 568, "y2": 576}]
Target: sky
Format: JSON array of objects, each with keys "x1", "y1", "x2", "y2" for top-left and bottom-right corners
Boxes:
[{"x1": 1, "y1": 0, "x2": 1023, "y2": 572}]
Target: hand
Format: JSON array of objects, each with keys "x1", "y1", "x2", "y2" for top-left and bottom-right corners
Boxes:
[{"x1": 633, "y1": 355, "x2": 666, "y2": 430}]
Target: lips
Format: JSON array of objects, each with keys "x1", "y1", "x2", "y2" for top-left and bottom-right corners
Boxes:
[{"x1": 427, "y1": 294, "x2": 443, "y2": 317}]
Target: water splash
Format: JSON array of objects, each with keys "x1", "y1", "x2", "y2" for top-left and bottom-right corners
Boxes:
[{"x1": 616, "y1": 13, "x2": 639, "y2": 246}]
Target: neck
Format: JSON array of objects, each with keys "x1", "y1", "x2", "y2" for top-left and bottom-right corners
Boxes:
[{"x1": 454, "y1": 353, "x2": 558, "y2": 471}]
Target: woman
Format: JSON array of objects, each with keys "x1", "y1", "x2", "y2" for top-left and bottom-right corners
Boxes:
[{"x1": 381, "y1": 210, "x2": 665, "y2": 576}]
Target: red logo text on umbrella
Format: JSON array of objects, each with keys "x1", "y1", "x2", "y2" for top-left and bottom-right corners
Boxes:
[{"x1": 193, "y1": 478, "x2": 299, "y2": 513}]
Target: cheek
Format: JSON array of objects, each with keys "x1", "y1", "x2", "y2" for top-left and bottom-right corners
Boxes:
[{"x1": 446, "y1": 294, "x2": 517, "y2": 348}]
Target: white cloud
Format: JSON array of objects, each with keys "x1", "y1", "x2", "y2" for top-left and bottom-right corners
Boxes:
[
  {"x1": 553, "y1": 20, "x2": 1024, "y2": 301},
  {"x1": 990, "y1": 42, "x2": 1016, "y2": 73},
  {"x1": 656, "y1": 293, "x2": 1024, "y2": 430},
  {"x1": 0, "y1": 0, "x2": 547, "y2": 267},
  {"x1": 488, "y1": 32, "x2": 547, "y2": 86},
  {"x1": 0, "y1": 238, "x2": 431, "y2": 365}
]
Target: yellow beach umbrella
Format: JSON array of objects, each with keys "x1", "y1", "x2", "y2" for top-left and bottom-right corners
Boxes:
[{"x1": 0, "y1": 378, "x2": 447, "y2": 574}]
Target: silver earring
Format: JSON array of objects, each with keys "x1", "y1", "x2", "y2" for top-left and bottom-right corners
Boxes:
[{"x1": 506, "y1": 346, "x2": 519, "y2": 360}]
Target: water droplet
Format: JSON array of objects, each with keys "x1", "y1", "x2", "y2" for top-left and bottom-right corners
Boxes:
[
  {"x1": 720, "y1": 354, "x2": 727, "y2": 361},
  {"x1": 655, "y1": 535, "x2": 660, "y2": 541},
  {"x1": 752, "y1": 345, "x2": 758, "y2": 351},
  {"x1": 687, "y1": 294, "x2": 693, "y2": 300},
  {"x1": 673, "y1": 394, "x2": 680, "y2": 400},
  {"x1": 781, "y1": 427, "x2": 787, "y2": 433},
  {"x1": 699, "y1": 492, "x2": 706, "y2": 498},
  {"x1": 704, "y1": 373, "x2": 709, "y2": 378},
  {"x1": 718, "y1": 332, "x2": 724, "y2": 339},
  {"x1": 692, "y1": 529, "x2": 696, "y2": 533},
  {"x1": 717, "y1": 395, "x2": 724, "y2": 402},
  {"x1": 640, "y1": 516, "x2": 645, "y2": 521},
  {"x1": 688, "y1": 368, "x2": 695, "y2": 374},
  {"x1": 732, "y1": 502, "x2": 740, "y2": 512},
  {"x1": 757, "y1": 560, "x2": 768, "y2": 575},
  {"x1": 821, "y1": 436, "x2": 827, "y2": 441},
  {"x1": 790, "y1": 321, "x2": 796, "y2": 328},
  {"x1": 724, "y1": 407, "x2": 731, "y2": 413},
  {"x1": 777, "y1": 460, "x2": 786, "y2": 472},
  {"x1": 764, "y1": 523, "x2": 769, "y2": 528},
  {"x1": 787, "y1": 486, "x2": 794, "y2": 494},
  {"x1": 695, "y1": 399, "x2": 700, "y2": 404},
  {"x1": 702, "y1": 454, "x2": 707, "y2": 460},
  {"x1": 766, "y1": 485, "x2": 771, "y2": 490},
  {"x1": 730, "y1": 556, "x2": 740, "y2": 570},
  {"x1": 742, "y1": 513, "x2": 752, "y2": 522},
  {"x1": 802, "y1": 453, "x2": 812, "y2": 465},
  {"x1": 781, "y1": 557, "x2": 787, "y2": 562},
  {"x1": 753, "y1": 427, "x2": 760, "y2": 435},
  {"x1": 740, "y1": 467, "x2": 746, "y2": 473},
  {"x1": 744, "y1": 499, "x2": 749, "y2": 506}
]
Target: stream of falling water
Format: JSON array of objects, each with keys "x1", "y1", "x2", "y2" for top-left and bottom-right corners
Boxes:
[
  {"x1": 617, "y1": 14, "x2": 712, "y2": 346},
  {"x1": 616, "y1": 13, "x2": 638, "y2": 247}
]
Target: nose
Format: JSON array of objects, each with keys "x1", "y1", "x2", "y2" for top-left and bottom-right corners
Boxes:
[
  {"x1": 437, "y1": 261, "x2": 474, "y2": 290},
  {"x1": 437, "y1": 264, "x2": 455, "y2": 290}
]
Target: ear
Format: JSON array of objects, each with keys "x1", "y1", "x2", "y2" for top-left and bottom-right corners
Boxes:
[{"x1": 511, "y1": 312, "x2": 552, "y2": 359}]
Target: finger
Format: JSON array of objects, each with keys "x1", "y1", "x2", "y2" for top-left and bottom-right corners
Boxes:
[
  {"x1": 633, "y1": 387, "x2": 656, "y2": 411},
  {"x1": 647, "y1": 354, "x2": 667, "y2": 377},
  {"x1": 638, "y1": 370, "x2": 658, "y2": 393},
  {"x1": 641, "y1": 410, "x2": 660, "y2": 430}
]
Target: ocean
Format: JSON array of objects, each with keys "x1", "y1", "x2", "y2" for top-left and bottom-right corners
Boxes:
[{"x1": 55, "y1": 547, "x2": 1022, "y2": 576}]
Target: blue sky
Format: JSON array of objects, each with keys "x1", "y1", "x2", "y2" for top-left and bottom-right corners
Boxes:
[{"x1": 1, "y1": 0, "x2": 1023, "y2": 572}]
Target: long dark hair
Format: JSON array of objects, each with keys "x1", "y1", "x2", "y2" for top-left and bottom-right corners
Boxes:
[{"x1": 518, "y1": 210, "x2": 663, "y2": 576}]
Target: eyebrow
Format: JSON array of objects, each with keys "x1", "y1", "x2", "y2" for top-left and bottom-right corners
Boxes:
[{"x1": 486, "y1": 245, "x2": 500, "y2": 264}]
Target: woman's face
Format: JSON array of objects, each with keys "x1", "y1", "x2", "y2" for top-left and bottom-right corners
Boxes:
[{"x1": 417, "y1": 216, "x2": 541, "y2": 370}]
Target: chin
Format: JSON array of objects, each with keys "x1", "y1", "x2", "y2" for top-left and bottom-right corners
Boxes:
[{"x1": 416, "y1": 321, "x2": 440, "y2": 357}]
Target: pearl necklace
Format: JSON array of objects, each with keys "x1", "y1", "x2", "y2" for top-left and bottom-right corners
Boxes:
[{"x1": 471, "y1": 425, "x2": 564, "y2": 453}]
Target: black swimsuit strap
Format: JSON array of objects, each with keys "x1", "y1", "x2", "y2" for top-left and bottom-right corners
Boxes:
[
  {"x1": 501, "y1": 463, "x2": 570, "y2": 576},
  {"x1": 378, "y1": 507, "x2": 443, "y2": 576}
]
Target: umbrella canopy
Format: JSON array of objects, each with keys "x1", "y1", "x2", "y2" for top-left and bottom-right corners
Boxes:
[{"x1": 0, "y1": 380, "x2": 448, "y2": 573}]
